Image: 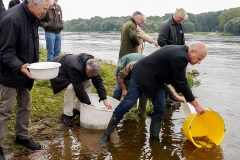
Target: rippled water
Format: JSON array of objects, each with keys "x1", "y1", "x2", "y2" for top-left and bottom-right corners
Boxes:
[{"x1": 22, "y1": 33, "x2": 240, "y2": 159}]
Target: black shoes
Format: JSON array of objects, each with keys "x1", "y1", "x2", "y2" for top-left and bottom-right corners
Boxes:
[
  {"x1": 14, "y1": 136, "x2": 41, "y2": 150},
  {"x1": 61, "y1": 114, "x2": 73, "y2": 127},
  {"x1": 0, "y1": 147, "x2": 6, "y2": 160},
  {"x1": 73, "y1": 109, "x2": 80, "y2": 117},
  {"x1": 62, "y1": 109, "x2": 81, "y2": 127}
]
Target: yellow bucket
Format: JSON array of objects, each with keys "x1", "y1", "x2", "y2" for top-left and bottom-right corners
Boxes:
[{"x1": 183, "y1": 109, "x2": 226, "y2": 148}]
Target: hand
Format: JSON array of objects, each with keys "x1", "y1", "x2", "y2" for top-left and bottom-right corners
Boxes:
[
  {"x1": 89, "y1": 103, "x2": 95, "y2": 107},
  {"x1": 194, "y1": 105, "x2": 205, "y2": 115},
  {"x1": 135, "y1": 45, "x2": 139, "y2": 49},
  {"x1": 175, "y1": 95, "x2": 186, "y2": 103},
  {"x1": 153, "y1": 40, "x2": 159, "y2": 47},
  {"x1": 122, "y1": 89, "x2": 127, "y2": 96},
  {"x1": 190, "y1": 99, "x2": 205, "y2": 115},
  {"x1": 103, "y1": 99, "x2": 112, "y2": 110},
  {"x1": 21, "y1": 63, "x2": 33, "y2": 79}
]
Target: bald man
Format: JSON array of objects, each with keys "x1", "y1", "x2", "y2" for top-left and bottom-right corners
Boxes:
[{"x1": 102, "y1": 42, "x2": 207, "y2": 141}]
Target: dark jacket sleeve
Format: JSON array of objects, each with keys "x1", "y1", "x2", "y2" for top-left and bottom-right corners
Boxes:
[
  {"x1": 157, "y1": 22, "x2": 170, "y2": 47},
  {"x1": 91, "y1": 75, "x2": 107, "y2": 101},
  {"x1": 68, "y1": 66, "x2": 91, "y2": 105},
  {"x1": 0, "y1": 17, "x2": 23, "y2": 74},
  {"x1": 170, "y1": 56, "x2": 195, "y2": 102}
]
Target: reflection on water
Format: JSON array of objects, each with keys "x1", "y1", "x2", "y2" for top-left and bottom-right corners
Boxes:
[
  {"x1": 26, "y1": 33, "x2": 240, "y2": 159},
  {"x1": 182, "y1": 140, "x2": 224, "y2": 160}
]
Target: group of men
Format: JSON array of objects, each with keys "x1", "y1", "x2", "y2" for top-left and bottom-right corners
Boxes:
[
  {"x1": 102, "y1": 9, "x2": 207, "y2": 141},
  {"x1": 0, "y1": 1, "x2": 207, "y2": 159}
]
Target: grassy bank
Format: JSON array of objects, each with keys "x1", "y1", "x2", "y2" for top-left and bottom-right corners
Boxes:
[{"x1": 4, "y1": 49, "x2": 198, "y2": 155}]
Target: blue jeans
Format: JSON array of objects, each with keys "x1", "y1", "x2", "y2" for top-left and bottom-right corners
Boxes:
[
  {"x1": 45, "y1": 32, "x2": 61, "y2": 61},
  {"x1": 113, "y1": 81, "x2": 122, "y2": 98},
  {"x1": 113, "y1": 77, "x2": 166, "y2": 121}
]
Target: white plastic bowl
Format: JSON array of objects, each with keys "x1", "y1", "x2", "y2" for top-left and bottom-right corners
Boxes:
[
  {"x1": 181, "y1": 102, "x2": 196, "y2": 117},
  {"x1": 80, "y1": 94, "x2": 120, "y2": 130},
  {"x1": 27, "y1": 62, "x2": 61, "y2": 80}
]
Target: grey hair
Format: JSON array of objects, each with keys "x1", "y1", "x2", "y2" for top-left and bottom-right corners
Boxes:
[
  {"x1": 174, "y1": 8, "x2": 188, "y2": 19},
  {"x1": 26, "y1": 0, "x2": 53, "y2": 7},
  {"x1": 142, "y1": 14, "x2": 147, "y2": 23},
  {"x1": 86, "y1": 59, "x2": 100, "y2": 74},
  {"x1": 132, "y1": 11, "x2": 142, "y2": 18}
]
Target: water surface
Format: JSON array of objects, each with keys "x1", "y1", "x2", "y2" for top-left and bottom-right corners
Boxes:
[{"x1": 23, "y1": 33, "x2": 240, "y2": 159}]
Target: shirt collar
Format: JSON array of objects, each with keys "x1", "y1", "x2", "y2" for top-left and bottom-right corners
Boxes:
[{"x1": 23, "y1": 1, "x2": 37, "y2": 22}]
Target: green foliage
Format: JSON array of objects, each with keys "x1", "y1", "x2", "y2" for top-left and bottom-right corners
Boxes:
[
  {"x1": 183, "y1": 19, "x2": 195, "y2": 32},
  {"x1": 218, "y1": 8, "x2": 240, "y2": 30},
  {"x1": 224, "y1": 17, "x2": 240, "y2": 35},
  {"x1": 187, "y1": 72, "x2": 201, "y2": 87}
]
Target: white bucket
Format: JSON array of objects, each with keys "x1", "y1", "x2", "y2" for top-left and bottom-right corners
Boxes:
[
  {"x1": 80, "y1": 94, "x2": 120, "y2": 130},
  {"x1": 181, "y1": 102, "x2": 196, "y2": 117}
]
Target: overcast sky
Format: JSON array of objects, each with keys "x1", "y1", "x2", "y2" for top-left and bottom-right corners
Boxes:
[{"x1": 2, "y1": 0, "x2": 240, "y2": 21}]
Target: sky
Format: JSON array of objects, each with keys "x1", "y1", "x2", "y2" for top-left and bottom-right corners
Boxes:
[{"x1": 2, "y1": 0, "x2": 240, "y2": 21}]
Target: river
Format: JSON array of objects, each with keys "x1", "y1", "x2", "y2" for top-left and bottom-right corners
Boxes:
[{"x1": 23, "y1": 32, "x2": 240, "y2": 159}]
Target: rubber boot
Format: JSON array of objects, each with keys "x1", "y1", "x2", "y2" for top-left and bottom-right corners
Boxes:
[
  {"x1": 112, "y1": 94, "x2": 121, "y2": 101},
  {"x1": 101, "y1": 116, "x2": 120, "y2": 141},
  {"x1": 138, "y1": 95, "x2": 148, "y2": 119},
  {"x1": 150, "y1": 119, "x2": 162, "y2": 139},
  {"x1": 0, "y1": 147, "x2": 6, "y2": 160}
]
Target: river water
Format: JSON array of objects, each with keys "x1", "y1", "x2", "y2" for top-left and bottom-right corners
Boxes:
[{"x1": 23, "y1": 32, "x2": 240, "y2": 159}]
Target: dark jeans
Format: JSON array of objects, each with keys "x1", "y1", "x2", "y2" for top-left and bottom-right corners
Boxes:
[{"x1": 113, "y1": 77, "x2": 166, "y2": 121}]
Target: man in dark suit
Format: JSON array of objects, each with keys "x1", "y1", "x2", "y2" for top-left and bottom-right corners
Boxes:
[{"x1": 102, "y1": 41, "x2": 207, "y2": 141}]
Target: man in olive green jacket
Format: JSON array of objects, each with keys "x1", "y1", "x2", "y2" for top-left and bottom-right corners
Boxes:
[{"x1": 118, "y1": 11, "x2": 142, "y2": 60}]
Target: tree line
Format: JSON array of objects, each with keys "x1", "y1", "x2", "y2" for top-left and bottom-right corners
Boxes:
[{"x1": 47, "y1": 7, "x2": 240, "y2": 35}]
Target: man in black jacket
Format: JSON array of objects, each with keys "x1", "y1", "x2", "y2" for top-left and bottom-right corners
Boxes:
[
  {"x1": 0, "y1": 0, "x2": 52, "y2": 159},
  {"x1": 157, "y1": 8, "x2": 188, "y2": 106},
  {"x1": 50, "y1": 53, "x2": 112, "y2": 127},
  {"x1": 102, "y1": 42, "x2": 207, "y2": 141}
]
